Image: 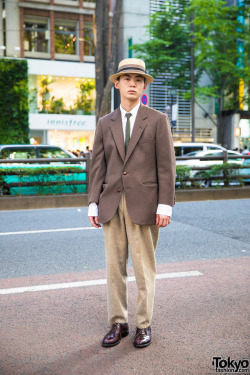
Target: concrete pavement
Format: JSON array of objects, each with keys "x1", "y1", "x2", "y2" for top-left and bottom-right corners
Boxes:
[
  {"x1": 0, "y1": 257, "x2": 249, "y2": 375},
  {"x1": 0, "y1": 200, "x2": 249, "y2": 374}
]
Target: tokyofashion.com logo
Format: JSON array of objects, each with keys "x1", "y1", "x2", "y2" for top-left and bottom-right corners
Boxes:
[{"x1": 212, "y1": 357, "x2": 250, "y2": 373}]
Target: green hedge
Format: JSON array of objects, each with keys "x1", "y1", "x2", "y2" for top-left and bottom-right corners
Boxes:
[
  {"x1": 0, "y1": 165, "x2": 87, "y2": 195},
  {"x1": 0, "y1": 166, "x2": 83, "y2": 176},
  {"x1": 176, "y1": 163, "x2": 244, "y2": 188},
  {"x1": 0, "y1": 59, "x2": 29, "y2": 144}
]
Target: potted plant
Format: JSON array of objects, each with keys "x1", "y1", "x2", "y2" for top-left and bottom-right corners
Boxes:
[
  {"x1": 74, "y1": 81, "x2": 95, "y2": 115},
  {"x1": 40, "y1": 77, "x2": 52, "y2": 113},
  {"x1": 50, "y1": 96, "x2": 64, "y2": 114}
]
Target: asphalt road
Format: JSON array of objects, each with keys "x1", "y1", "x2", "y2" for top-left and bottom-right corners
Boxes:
[
  {"x1": 0, "y1": 199, "x2": 249, "y2": 279},
  {"x1": 0, "y1": 199, "x2": 249, "y2": 375}
]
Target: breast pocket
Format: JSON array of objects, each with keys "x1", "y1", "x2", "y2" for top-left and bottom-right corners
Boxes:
[{"x1": 138, "y1": 137, "x2": 154, "y2": 145}]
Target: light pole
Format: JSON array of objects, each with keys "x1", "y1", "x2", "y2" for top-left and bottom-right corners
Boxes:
[{"x1": 190, "y1": 12, "x2": 195, "y2": 142}]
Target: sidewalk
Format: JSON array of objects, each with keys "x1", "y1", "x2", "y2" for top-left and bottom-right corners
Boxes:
[{"x1": 0, "y1": 257, "x2": 249, "y2": 375}]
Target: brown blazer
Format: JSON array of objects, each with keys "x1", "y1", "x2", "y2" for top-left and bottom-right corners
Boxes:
[{"x1": 88, "y1": 104, "x2": 176, "y2": 225}]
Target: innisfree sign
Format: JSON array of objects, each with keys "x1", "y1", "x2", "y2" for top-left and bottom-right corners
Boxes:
[{"x1": 29, "y1": 114, "x2": 96, "y2": 131}]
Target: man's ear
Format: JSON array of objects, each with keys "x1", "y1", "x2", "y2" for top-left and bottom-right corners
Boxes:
[
  {"x1": 114, "y1": 80, "x2": 120, "y2": 89},
  {"x1": 143, "y1": 82, "x2": 147, "y2": 90}
]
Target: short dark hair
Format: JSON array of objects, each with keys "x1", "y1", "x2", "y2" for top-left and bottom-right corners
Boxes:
[{"x1": 117, "y1": 74, "x2": 146, "y2": 83}]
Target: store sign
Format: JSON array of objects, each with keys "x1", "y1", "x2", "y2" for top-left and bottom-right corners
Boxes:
[
  {"x1": 141, "y1": 94, "x2": 148, "y2": 105},
  {"x1": 29, "y1": 114, "x2": 96, "y2": 131}
]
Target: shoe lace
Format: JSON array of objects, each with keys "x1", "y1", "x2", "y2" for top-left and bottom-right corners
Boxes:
[
  {"x1": 111, "y1": 324, "x2": 119, "y2": 333},
  {"x1": 136, "y1": 328, "x2": 146, "y2": 337}
]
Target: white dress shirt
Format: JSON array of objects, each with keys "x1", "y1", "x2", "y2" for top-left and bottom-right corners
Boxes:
[{"x1": 88, "y1": 103, "x2": 172, "y2": 218}]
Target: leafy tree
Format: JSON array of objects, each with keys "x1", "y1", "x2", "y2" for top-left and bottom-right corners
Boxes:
[
  {"x1": 190, "y1": 0, "x2": 249, "y2": 143},
  {"x1": 134, "y1": 0, "x2": 195, "y2": 90},
  {"x1": 133, "y1": 0, "x2": 250, "y2": 145},
  {"x1": 0, "y1": 59, "x2": 29, "y2": 144}
]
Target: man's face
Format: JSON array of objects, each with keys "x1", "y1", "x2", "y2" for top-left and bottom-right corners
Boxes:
[{"x1": 114, "y1": 73, "x2": 147, "y2": 102}]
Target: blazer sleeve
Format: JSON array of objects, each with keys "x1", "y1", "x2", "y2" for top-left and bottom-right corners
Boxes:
[
  {"x1": 88, "y1": 119, "x2": 107, "y2": 205},
  {"x1": 156, "y1": 114, "x2": 176, "y2": 206}
]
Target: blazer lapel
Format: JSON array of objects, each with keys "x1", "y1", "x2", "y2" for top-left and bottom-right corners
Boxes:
[
  {"x1": 124, "y1": 104, "x2": 148, "y2": 165},
  {"x1": 110, "y1": 107, "x2": 125, "y2": 162}
]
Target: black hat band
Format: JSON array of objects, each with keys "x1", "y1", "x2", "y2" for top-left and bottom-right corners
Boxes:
[{"x1": 117, "y1": 66, "x2": 147, "y2": 74}]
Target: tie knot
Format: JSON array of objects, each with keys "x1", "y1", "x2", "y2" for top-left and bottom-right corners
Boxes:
[{"x1": 126, "y1": 113, "x2": 132, "y2": 119}]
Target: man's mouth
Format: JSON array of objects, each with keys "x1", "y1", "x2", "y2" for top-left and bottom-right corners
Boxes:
[{"x1": 128, "y1": 90, "x2": 136, "y2": 93}]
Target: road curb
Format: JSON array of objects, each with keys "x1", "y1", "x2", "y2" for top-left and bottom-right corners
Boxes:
[
  {"x1": 0, "y1": 194, "x2": 89, "y2": 210},
  {"x1": 175, "y1": 186, "x2": 250, "y2": 202},
  {"x1": 0, "y1": 187, "x2": 249, "y2": 210}
]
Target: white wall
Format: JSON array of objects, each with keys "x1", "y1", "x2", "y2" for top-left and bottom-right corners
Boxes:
[
  {"x1": 28, "y1": 59, "x2": 95, "y2": 78},
  {"x1": 5, "y1": 0, "x2": 20, "y2": 58},
  {"x1": 122, "y1": 0, "x2": 150, "y2": 59}
]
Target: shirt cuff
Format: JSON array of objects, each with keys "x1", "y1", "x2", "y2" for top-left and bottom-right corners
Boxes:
[
  {"x1": 156, "y1": 204, "x2": 172, "y2": 217},
  {"x1": 88, "y1": 202, "x2": 98, "y2": 217}
]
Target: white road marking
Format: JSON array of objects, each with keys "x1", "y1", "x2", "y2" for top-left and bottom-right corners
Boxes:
[
  {"x1": 0, "y1": 271, "x2": 203, "y2": 295},
  {"x1": 0, "y1": 227, "x2": 98, "y2": 236}
]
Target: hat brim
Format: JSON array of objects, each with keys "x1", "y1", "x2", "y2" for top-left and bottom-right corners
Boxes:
[{"x1": 109, "y1": 70, "x2": 154, "y2": 84}]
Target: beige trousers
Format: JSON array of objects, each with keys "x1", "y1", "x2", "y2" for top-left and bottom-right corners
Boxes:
[{"x1": 102, "y1": 193, "x2": 159, "y2": 329}]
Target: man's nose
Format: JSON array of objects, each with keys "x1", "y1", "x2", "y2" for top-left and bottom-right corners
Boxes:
[{"x1": 130, "y1": 80, "x2": 136, "y2": 86}]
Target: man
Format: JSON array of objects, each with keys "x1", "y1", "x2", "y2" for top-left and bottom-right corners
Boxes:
[
  {"x1": 88, "y1": 58, "x2": 176, "y2": 348},
  {"x1": 242, "y1": 145, "x2": 249, "y2": 155}
]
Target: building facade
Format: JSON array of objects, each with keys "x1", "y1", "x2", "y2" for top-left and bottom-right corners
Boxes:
[
  {"x1": 1, "y1": 0, "x2": 96, "y2": 152},
  {"x1": 1, "y1": 0, "x2": 248, "y2": 150}
]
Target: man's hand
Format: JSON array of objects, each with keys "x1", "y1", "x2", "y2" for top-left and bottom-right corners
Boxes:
[
  {"x1": 88, "y1": 216, "x2": 101, "y2": 228},
  {"x1": 156, "y1": 214, "x2": 171, "y2": 228}
]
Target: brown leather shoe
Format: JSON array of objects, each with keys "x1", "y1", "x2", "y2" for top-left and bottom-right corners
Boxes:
[
  {"x1": 102, "y1": 323, "x2": 129, "y2": 347},
  {"x1": 133, "y1": 326, "x2": 151, "y2": 348}
]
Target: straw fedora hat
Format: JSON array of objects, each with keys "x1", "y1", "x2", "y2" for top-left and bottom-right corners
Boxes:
[{"x1": 109, "y1": 58, "x2": 154, "y2": 84}]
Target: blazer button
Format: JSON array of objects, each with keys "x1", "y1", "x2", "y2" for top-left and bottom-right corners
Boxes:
[
  {"x1": 117, "y1": 188, "x2": 121, "y2": 192},
  {"x1": 123, "y1": 172, "x2": 127, "y2": 175}
]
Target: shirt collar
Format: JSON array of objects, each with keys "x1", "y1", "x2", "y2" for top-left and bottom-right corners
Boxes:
[{"x1": 120, "y1": 101, "x2": 140, "y2": 119}]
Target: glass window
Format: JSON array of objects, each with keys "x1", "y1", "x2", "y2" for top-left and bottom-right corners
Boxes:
[
  {"x1": 207, "y1": 146, "x2": 222, "y2": 150},
  {"x1": 183, "y1": 146, "x2": 203, "y2": 155},
  {"x1": 185, "y1": 151, "x2": 200, "y2": 156},
  {"x1": 38, "y1": 147, "x2": 70, "y2": 159},
  {"x1": 24, "y1": 17, "x2": 49, "y2": 53},
  {"x1": 0, "y1": 149, "x2": 9, "y2": 159},
  {"x1": 7, "y1": 148, "x2": 36, "y2": 159},
  {"x1": 84, "y1": 22, "x2": 95, "y2": 56},
  {"x1": 28, "y1": 75, "x2": 95, "y2": 115},
  {"x1": 174, "y1": 146, "x2": 182, "y2": 156},
  {"x1": 55, "y1": 20, "x2": 77, "y2": 55},
  {"x1": 208, "y1": 152, "x2": 222, "y2": 156}
]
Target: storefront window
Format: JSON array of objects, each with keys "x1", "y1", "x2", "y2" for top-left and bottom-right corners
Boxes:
[
  {"x1": 239, "y1": 119, "x2": 250, "y2": 151},
  {"x1": 29, "y1": 75, "x2": 96, "y2": 115},
  {"x1": 49, "y1": 130, "x2": 95, "y2": 153},
  {"x1": 24, "y1": 17, "x2": 49, "y2": 53},
  {"x1": 55, "y1": 20, "x2": 77, "y2": 55},
  {"x1": 84, "y1": 23, "x2": 95, "y2": 56}
]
